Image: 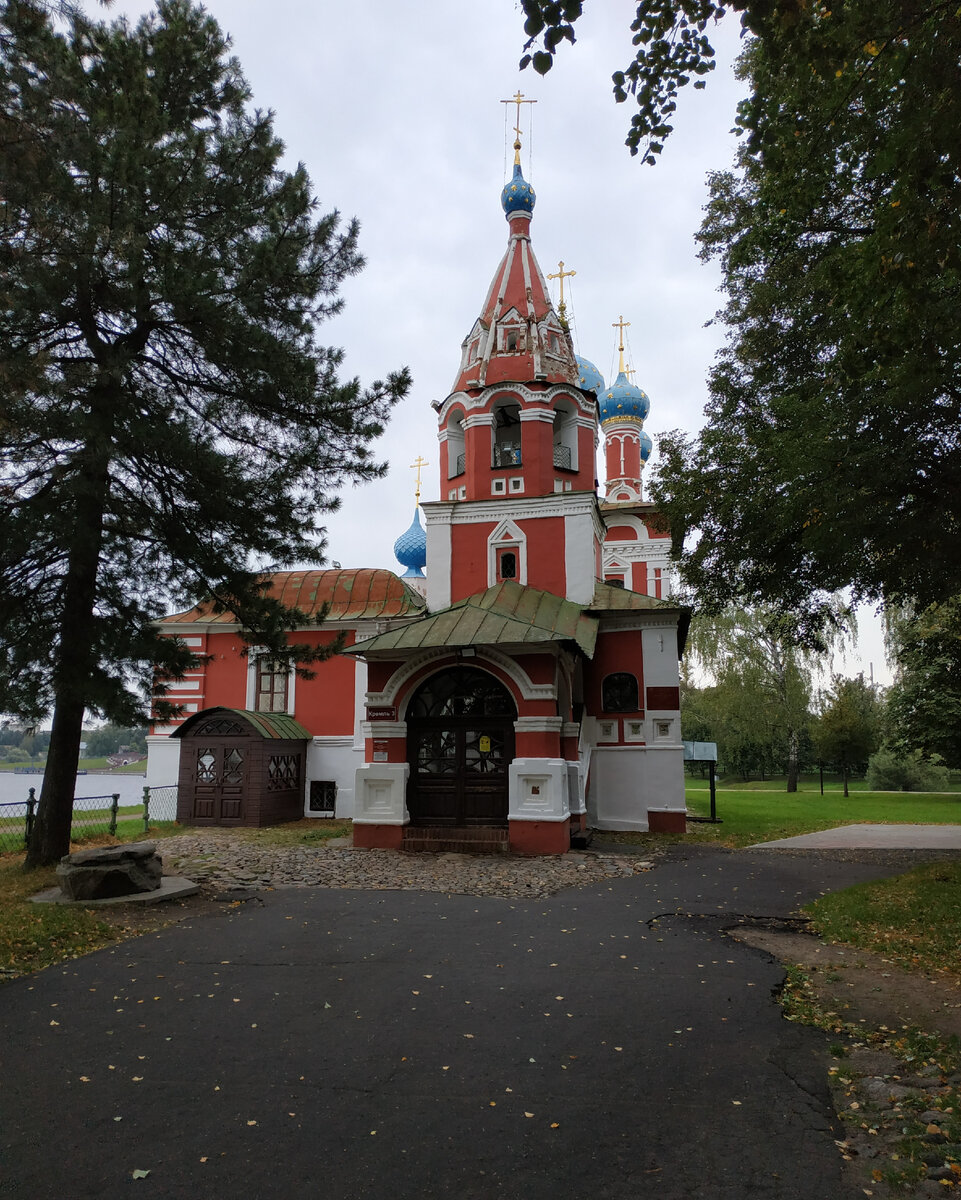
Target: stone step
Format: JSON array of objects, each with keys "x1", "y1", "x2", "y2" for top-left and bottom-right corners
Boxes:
[{"x1": 401, "y1": 826, "x2": 510, "y2": 855}]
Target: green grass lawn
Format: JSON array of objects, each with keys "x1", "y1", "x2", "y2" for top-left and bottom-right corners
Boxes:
[
  {"x1": 684, "y1": 787, "x2": 961, "y2": 847},
  {"x1": 804, "y1": 859, "x2": 961, "y2": 984},
  {"x1": 686, "y1": 772, "x2": 961, "y2": 794}
]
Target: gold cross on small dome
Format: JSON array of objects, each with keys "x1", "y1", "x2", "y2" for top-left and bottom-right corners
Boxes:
[
  {"x1": 501, "y1": 91, "x2": 536, "y2": 164},
  {"x1": 410, "y1": 455, "x2": 429, "y2": 505}
]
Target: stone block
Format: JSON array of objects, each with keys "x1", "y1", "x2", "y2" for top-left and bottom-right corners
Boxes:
[{"x1": 56, "y1": 841, "x2": 163, "y2": 901}]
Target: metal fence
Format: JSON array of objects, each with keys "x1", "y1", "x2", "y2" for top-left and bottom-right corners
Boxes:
[{"x1": 0, "y1": 784, "x2": 178, "y2": 855}]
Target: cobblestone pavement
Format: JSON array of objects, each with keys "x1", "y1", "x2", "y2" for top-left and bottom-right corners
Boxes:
[{"x1": 159, "y1": 831, "x2": 657, "y2": 899}]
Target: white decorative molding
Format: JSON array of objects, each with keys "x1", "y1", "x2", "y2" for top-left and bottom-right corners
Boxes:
[
  {"x1": 364, "y1": 646, "x2": 555, "y2": 710},
  {"x1": 353, "y1": 763, "x2": 410, "y2": 825},
  {"x1": 514, "y1": 716, "x2": 564, "y2": 734},
  {"x1": 508, "y1": 758, "x2": 570, "y2": 822},
  {"x1": 436, "y1": 381, "x2": 595, "y2": 424},
  {"x1": 564, "y1": 508, "x2": 599, "y2": 604},
  {"x1": 487, "y1": 518, "x2": 528, "y2": 587},
  {"x1": 359, "y1": 721, "x2": 408, "y2": 739}
]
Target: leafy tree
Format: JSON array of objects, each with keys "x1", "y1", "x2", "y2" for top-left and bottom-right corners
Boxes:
[
  {"x1": 884, "y1": 599, "x2": 961, "y2": 770},
  {"x1": 523, "y1": 3, "x2": 961, "y2": 639},
  {"x1": 1, "y1": 1, "x2": 409, "y2": 866},
  {"x1": 685, "y1": 605, "x2": 840, "y2": 790},
  {"x1": 865, "y1": 747, "x2": 948, "y2": 792},
  {"x1": 812, "y1": 674, "x2": 882, "y2": 797},
  {"x1": 646, "y1": 7, "x2": 960, "y2": 630},
  {"x1": 84, "y1": 723, "x2": 147, "y2": 758}
]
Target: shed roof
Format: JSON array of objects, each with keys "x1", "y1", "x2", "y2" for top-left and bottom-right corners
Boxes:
[
  {"x1": 159, "y1": 569, "x2": 425, "y2": 628},
  {"x1": 172, "y1": 707, "x2": 311, "y2": 740}
]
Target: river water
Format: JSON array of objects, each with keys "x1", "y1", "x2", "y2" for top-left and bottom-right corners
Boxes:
[{"x1": 0, "y1": 772, "x2": 177, "y2": 819}]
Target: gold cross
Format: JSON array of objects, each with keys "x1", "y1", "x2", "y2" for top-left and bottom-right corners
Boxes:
[
  {"x1": 612, "y1": 315, "x2": 631, "y2": 375},
  {"x1": 547, "y1": 260, "x2": 576, "y2": 309},
  {"x1": 410, "y1": 455, "x2": 429, "y2": 505},
  {"x1": 501, "y1": 91, "x2": 536, "y2": 163}
]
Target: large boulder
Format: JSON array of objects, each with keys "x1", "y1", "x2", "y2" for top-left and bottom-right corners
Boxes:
[{"x1": 56, "y1": 841, "x2": 163, "y2": 901}]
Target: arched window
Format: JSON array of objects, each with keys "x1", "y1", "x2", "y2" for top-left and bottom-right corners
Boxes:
[
  {"x1": 602, "y1": 672, "x2": 639, "y2": 713},
  {"x1": 446, "y1": 409, "x2": 466, "y2": 478},
  {"x1": 407, "y1": 667, "x2": 516, "y2": 719},
  {"x1": 492, "y1": 397, "x2": 522, "y2": 468},
  {"x1": 499, "y1": 550, "x2": 517, "y2": 580},
  {"x1": 552, "y1": 396, "x2": 578, "y2": 471}
]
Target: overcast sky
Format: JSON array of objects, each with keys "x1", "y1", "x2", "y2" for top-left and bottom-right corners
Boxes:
[{"x1": 78, "y1": 1, "x2": 890, "y2": 684}]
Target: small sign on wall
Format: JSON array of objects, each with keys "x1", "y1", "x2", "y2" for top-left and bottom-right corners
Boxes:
[{"x1": 367, "y1": 707, "x2": 396, "y2": 721}]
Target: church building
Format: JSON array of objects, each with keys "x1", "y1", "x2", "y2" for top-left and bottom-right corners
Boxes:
[{"x1": 146, "y1": 132, "x2": 689, "y2": 852}]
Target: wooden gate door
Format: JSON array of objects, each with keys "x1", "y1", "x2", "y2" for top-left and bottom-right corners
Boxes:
[
  {"x1": 406, "y1": 668, "x2": 516, "y2": 827},
  {"x1": 190, "y1": 738, "x2": 248, "y2": 824}
]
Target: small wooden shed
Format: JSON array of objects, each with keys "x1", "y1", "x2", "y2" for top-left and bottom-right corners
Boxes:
[{"x1": 174, "y1": 707, "x2": 310, "y2": 827}]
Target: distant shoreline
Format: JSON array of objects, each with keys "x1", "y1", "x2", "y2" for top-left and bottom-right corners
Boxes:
[{"x1": 0, "y1": 767, "x2": 147, "y2": 777}]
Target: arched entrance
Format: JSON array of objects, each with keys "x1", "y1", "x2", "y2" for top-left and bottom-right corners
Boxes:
[{"x1": 405, "y1": 666, "x2": 516, "y2": 827}]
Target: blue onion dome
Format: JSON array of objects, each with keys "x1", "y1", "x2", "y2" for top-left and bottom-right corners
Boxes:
[
  {"x1": 575, "y1": 355, "x2": 604, "y2": 394},
  {"x1": 599, "y1": 370, "x2": 651, "y2": 425},
  {"x1": 393, "y1": 508, "x2": 427, "y2": 578},
  {"x1": 639, "y1": 429, "x2": 653, "y2": 463},
  {"x1": 501, "y1": 161, "x2": 536, "y2": 216}
]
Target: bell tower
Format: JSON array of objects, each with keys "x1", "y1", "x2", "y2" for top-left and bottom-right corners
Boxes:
[{"x1": 423, "y1": 106, "x2": 604, "y2": 611}]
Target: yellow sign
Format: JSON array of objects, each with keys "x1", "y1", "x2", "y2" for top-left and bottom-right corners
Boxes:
[{"x1": 478, "y1": 735, "x2": 491, "y2": 753}]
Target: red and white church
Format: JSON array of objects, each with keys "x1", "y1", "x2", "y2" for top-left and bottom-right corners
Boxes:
[{"x1": 146, "y1": 141, "x2": 689, "y2": 853}]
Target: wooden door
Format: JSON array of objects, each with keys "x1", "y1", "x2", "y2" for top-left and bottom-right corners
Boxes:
[
  {"x1": 406, "y1": 668, "x2": 515, "y2": 827},
  {"x1": 191, "y1": 739, "x2": 248, "y2": 824}
]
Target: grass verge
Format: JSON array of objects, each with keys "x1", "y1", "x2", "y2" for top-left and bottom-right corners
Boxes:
[
  {"x1": 777, "y1": 863, "x2": 961, "y2": 1192},
  {"x1": 805, "y1": 859, "x2": 961, "y2": 986},
  {"x1": 0, "y1": 857, "x2": 126, "y2": 977}
]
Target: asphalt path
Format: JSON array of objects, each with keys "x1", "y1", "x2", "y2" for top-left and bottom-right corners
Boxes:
[{"x1": 1, "y1": 846, "x2": 920, "y2": 1199}]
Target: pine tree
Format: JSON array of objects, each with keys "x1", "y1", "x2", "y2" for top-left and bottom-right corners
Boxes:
[{"x1": 0, "y1": 1, "x2": 409, "y2": 866}]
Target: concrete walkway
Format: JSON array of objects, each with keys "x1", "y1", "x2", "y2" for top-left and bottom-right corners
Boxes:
[
  {"x1": 1, "y1": 845, "x2": 937, "y2": 1200},
  {"x1": 752, "y1": 822, "x2": 961, "y2": 850}
]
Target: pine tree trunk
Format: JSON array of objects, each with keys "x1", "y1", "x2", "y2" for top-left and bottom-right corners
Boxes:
[
  {"x1": 24, "y1": 451, "x2": 108, "y2": 869},
  {"x1": 786, "y1": 729, "x2": 800, "y2": 793}
]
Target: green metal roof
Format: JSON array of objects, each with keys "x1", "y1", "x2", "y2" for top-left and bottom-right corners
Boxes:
[
  {"x1": 348, "y1": 581, "x2": 599, "y2": 658},
  {"x1": 234, "y1": 709, "x2": 312, "y2": 740},
  {"x1": 589, "y1": 581, "x2": 679, "y2": 612},
  {"x1": 172, "y1": 707, "x2": 312, "y2": 740}
]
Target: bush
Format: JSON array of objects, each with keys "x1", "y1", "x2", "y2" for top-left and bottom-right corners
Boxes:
[{"x1": 866, "y1": 748, "x2": 949, "y2": 792}]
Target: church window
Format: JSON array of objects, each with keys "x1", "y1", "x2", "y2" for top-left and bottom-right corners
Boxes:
[
  {"x1": 256, "y1": 658, "x2": 289, "y2": 713},
  {"x1": 492, "y1": 479, "x2": 506, "y2": 495},
  {"x1": 309, "y1": 780, "x2": 337, "y2": 813},
  {"x1": 509, "y1": 477, "x2": 524, "y2": 492},
  {"x1": 602, "y1": 672, "x2": 639, "y2": 713},
  {"x1": 487, "y1": 518, "x2": 527, "y2": 587}
]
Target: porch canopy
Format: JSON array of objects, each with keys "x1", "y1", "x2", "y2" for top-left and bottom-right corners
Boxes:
[{"x1": 346, "y1": 580, "x2": 688, "y2": 660}]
